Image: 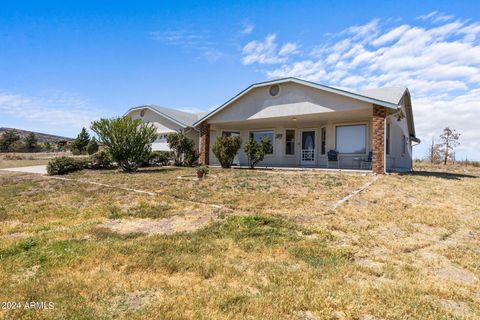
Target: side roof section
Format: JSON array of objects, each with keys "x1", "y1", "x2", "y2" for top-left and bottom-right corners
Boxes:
[{"x1": 126, "y1": 105, "x2": 203, "y2": 128}]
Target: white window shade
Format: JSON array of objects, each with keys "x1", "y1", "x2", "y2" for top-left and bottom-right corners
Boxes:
[{"x1": 336, "y1": 125, "x2": 367, "y2": 154}]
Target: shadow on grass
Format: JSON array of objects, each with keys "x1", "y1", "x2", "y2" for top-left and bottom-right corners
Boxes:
[
  {"x1": 128, "y1": 167, "x2": 183, "y2": 174},
  {"x1": 401, "y1": 170, "x2": 478, "y2": 180}
]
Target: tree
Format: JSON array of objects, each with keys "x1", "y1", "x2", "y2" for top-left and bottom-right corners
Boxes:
[
  {"x1": 243, "y1": 137, "x2": 271, "y2": 169},
  {"x1": 166, "y1": 132, "x2": 196, "y2": 166},
  {"x1": 91, "y1": 117, "x2": 157, "y2": 172},
  {"x1": 426, "y1": 137, "x2": 442, "y2": 164},
  {"x1": 43, "y1": 141, "x2": 53, "y2": 152},
  {"x1": 71, "y1": 127, "x2": 90, "y2": 154},
  {"x1": 25, "y1": 132, "x2": 38, "y2": 152},
  {"x1": 86, "y1": 137, "x2": 99, "y2": 155},
  {"x1": 0, "y1": 129, "x2": 21, "y2": 152},
  {"x1": 438, "y1": 127, "x2": 460, "y2": 165},
  {"x1": 212, "y1": 136, "x2": 242, "y2": 168}
]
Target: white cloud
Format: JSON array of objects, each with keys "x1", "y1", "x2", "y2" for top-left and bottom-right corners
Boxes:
[
  {"x1": 0, "y1": 91, "x2": 99, "y2": 133},
  {"x1": 242, "y1": 34, "x2": 299, "y2": 65},
  {"x1": 417, "y1": 11, "x2": 453, "y2": 23},
  {"x1": 241, "y1": 23, "x2": 254, "y2": 35},
  {"x1": 150, "y1": 28, "x2": 222, "y2": 62},
  {"x1": 241, "y1": 15, "x2": 480, "y2": 159},
  {"x1": 417, "y1": 11, "x2": 439, "y2": 21},
  {"x1": 279, "y1": 42, "x2": 299, "y2": 56}
]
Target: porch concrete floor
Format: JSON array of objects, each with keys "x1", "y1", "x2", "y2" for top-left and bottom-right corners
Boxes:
[{"x1": 213, "y1": 165, "x2": 373, "y2": 174}]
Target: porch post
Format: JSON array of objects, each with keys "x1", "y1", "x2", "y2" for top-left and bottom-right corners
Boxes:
[
  {"x1": 372, "y1": 105, "x2": 386, "y2": 174},
  {"x1": 199, "y1": 121, "x2": 210, "y2": 165}
]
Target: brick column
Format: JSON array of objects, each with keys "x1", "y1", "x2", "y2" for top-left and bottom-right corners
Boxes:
[
  {"x1": 372, "y1": 105, "x2": 387, "y2": 174},
  {"x1": 199, "y1": 121, "x2": 210, "y2": 165}
]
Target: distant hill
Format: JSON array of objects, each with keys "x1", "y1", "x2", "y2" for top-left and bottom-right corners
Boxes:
[{"x1": 0, "y1": 127, "x2": 73, "y2": 143}]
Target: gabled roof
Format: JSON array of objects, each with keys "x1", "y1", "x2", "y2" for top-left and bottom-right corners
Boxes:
[
  {"x1": 192, "y1": 77, "x2": 401, "y2": 127},
  {"x1": 126, "y1": 105, "x2": 204, "y2": 128},
  {"x1": 358, "y1": 87, "x2": 407, "y2": 105}
]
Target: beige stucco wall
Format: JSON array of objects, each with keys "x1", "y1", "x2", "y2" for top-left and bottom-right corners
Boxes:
[
  {"x1": 207, "y1": 82, "x2": 373, "y2": 124},
  {"x1": 206, "y1": 82, "x2": 379, "y2": 168},
  {"x1": 127, "y1": 108, "x2": 199, "y2": 151},
  {"x1": 386, "y1": 99, "x2": 413, "y2": 170}
]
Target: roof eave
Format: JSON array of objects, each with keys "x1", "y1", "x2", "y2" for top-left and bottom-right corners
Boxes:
[{"x1": 193, "y1": 77, "x2": 398, "y2": 127}]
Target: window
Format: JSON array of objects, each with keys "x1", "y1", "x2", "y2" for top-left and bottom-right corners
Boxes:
[
  {"x1": 222, "y1": 131, "x2": 240, "y2": 137},
  {"x1": 321, "y1": 127, "x2": 326, "y2": 155},
  {"x1": 386, "y1": 123, "x2": 391, "y2": 155},
  {"x1": 285, "y1": 130, "x2": 295, "y2": 155},
  {"x1": 269, "y1": 84, "x2": 280, "y2": 96},
  {"x1": 250, "y1": 130, "x2": 274, "y2": 154},
  {"x1": 335, "y1": 124, "x2": 367, "y2": 154}
]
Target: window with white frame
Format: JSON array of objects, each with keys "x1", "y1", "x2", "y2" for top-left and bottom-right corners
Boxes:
[
  {"x1": 285, "y1": 129, "x2": 295, "y2": 155},
  {"x1": 335, "y1": 124, "x2": 367, "y2": 154},
  {"x1": 249, "y1": 130, "x2": 274, "y2": 154}
]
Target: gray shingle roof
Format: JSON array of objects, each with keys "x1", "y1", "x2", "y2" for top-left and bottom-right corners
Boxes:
[
  {"x1": 132, "y1": 105, "x2": 204, "y2": 127},
  {"x1": 358, "y1": 87, "x2": 407, "y2": 105}
]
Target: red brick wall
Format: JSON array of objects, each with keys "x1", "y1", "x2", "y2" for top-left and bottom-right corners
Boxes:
[
  {"x1": 199, "y1": 121, "x2": 210, "y2": 165},
  {"x1": 372, "y1": 105, "x2": 387, "y2": 174}
]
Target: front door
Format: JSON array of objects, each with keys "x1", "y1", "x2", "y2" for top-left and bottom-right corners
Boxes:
[{"x1": 301, "y1": 130, "x2": 316, "y2": 165}]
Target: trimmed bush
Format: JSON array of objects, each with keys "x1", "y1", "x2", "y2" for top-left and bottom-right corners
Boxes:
[
  {"x1": 47, "y1": 157, "x2": 84, "y2": 175},
  {"x1": 90, "y1": 150, "x2": 112, "y2": 169},
  {"x1": 149, "y1": 151, "x2": 173, "y2": 166},
  {"x1": 244, "y1": 137, "x2": 270, "y2": 169},
  {"x1": 86, "y1": 138, "x2": 99, "y2": 155},
  {"x1": 212, "y1": 136, "x2": 242, "y2": 168},
  {"x1": 166, "y1": 132, "x2": 197, "y2": 166},
  {"x1": 184, "y1": 148, "x2": 199, "y2": 167}
]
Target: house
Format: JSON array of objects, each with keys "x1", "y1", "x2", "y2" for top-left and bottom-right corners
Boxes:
[
  {"x1": 128, "y1": 78, "x2": 419, "y2": 173},
  {"x1": 125, "y1": 105, "x2": 205, "y2": 151}
]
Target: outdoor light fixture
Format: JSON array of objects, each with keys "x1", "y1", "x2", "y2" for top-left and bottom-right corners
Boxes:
[{"x1": 292, "y1": 117, "x2": 297, "y2": 121}]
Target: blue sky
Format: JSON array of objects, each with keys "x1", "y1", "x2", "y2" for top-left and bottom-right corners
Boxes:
[{"x1": 1, "y1": 0, "x2": 479, "y2": 159}]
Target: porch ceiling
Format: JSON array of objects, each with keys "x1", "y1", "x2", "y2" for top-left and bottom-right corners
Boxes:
[{"x1": 209, "y1": 108, "x2": 372, "y2": 129}]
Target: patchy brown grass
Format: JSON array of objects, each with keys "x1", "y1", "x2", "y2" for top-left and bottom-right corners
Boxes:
[{"x1": 0, "y1": 163, "x2": 479, "y2": 319}]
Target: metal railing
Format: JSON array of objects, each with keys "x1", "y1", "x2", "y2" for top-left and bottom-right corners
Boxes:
[{"x1": 301, "y1": 149, "x2": 315, "y2": 162}]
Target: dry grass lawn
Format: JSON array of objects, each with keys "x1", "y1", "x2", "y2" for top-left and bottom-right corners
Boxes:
[
  {"x1": 0, "y1": 152, "x2": 74, "y2": 169},
  {"x1": 0, "y1": 163, "x2": 479, "y2": 319}
]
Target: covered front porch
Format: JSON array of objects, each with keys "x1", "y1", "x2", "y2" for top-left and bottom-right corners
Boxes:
[{"x1": 200, "y1": 107, "x2": 386, "y2": 172}]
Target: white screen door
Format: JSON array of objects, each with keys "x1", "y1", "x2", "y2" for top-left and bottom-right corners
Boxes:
[{"x1": 301, "y1": 131, "x2": 315, "y2": 165}]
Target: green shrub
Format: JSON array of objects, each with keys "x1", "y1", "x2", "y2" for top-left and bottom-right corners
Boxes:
[
  {"x1": 86, "y1": 137, "x2": 99, "y2": 155},
  {"x1": 90, "y1": 150, "x2": 112, "y2": 169},
  {"x1": 212, "y1": 136, "x2": 242, "y2": 168},
  {"x1": 149, "y1": 151, "x2": 173, "y2": 166},
  {"x1": 166, "y1": 132, "x2": 197, "y2": 166},
  {"x1": 184, "y1": 148, "x2": 199, "y2": 167},
  {"x1": 196, "y1": 165, "x2": 209, "y2": 175},
  {"x1": 244, "y1": 137, "x2": 270, "y2": 169},
  {"x1": 47, "y1": 156, "x2": 85, "y2": 175},
  {"x1": 8, "y1": 140, "x2": 25, "y2": 152},
  {"x1": 91, "y1": 117, "x2": 157, "y2": 172}
]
